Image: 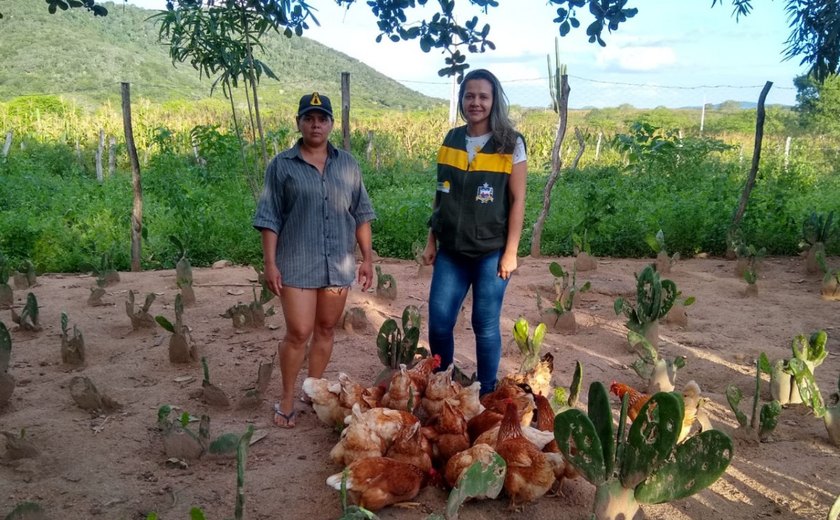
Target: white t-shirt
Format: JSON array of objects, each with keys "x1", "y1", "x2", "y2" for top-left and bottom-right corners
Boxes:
[{"x1": 465, "y1": 133, "x2": 527, "y2": 165}]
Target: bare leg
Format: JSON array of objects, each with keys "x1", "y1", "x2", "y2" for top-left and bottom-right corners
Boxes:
[
  {"x1": 307, "y1": 286, "x2": 349, "y2": 379},
  {"x1": 275, "y1": 287, "x2": 317, "y2": 425}
]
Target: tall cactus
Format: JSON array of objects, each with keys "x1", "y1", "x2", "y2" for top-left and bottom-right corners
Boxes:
[
  {"x1": 0, "y1": 321, "x2": 14, "y2": 406},
  {"x1": 554, "y1": 381, "x2": 733, "y2": 519},
  {"x1": 0, "y1": 253, "x2": 12, "y2": 310},
  {"x1": 512, "y1": 317, "x2": 546, "y2": 373},
  {"x1": 627, "y1": 331, "x2": 685, "y2": 393},
  {"x1": 787, "y1": 331, "x2": 839, "y2": 446},
  {"x1": 614, "y1": 264, "x2": 677, "y2": 345},
  {"x1": 726, "y1": 353, "x2": 781, "y2": 441},
  {"x1": 376, "y1": 305, "x2": 422, "y2": 371},
  {"x1": 60, "y1": 312, "x2": 86, "y2": 365}
]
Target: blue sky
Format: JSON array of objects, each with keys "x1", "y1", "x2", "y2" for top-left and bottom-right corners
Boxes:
[{"x1": 127, "y1": 0, "x2": 805, "y2": 108}]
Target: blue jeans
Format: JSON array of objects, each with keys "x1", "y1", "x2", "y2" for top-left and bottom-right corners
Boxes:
[{"x1": 428, "y1": 247, "x2": 510, "y2": 395}]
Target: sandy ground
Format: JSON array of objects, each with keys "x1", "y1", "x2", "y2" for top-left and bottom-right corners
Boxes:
[{"x1": 1, "y1": 254, "x2": 839, "y2": 520}]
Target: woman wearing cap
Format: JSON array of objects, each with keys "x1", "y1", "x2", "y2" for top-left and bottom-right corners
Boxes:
[
  {"x1": 421, "y1": 69, "x2": 527, "y2": 396},
  {"x1": 254, "y1": 92, "x2": 376, "y2": 428}
]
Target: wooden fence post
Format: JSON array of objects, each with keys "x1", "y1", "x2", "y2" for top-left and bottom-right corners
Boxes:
[
  {"x1": 595, "y1": 131, "x2": 602, "y2": 161},
  {"x1": 366, "y1": 130, "x2": 374, "y2": 162},
  {"x1": 341, "y1": 72, "x2": 351, "y2": 152},
  {"x1": 2, "y1": 131, "x2": 11, "y2": 158},
  {"x1": 121, "y1": 82, "x2": 143, "y2": 272},
  {"x1": 95, "y1": 129, "x2": 104, "y2": 183}
]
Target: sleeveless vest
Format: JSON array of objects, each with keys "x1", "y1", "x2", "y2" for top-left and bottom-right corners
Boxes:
[{"x1": 429, "y1": 126, "x2": 523, "y2": 258}]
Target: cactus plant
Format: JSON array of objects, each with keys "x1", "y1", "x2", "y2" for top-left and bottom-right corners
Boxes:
[
  {"x1": 376, "y1": 305, "x2": 422, "y2": 380},
  {"x1": 816, "y1": 251, "x2": 840, "y2": 301},
  {"x1": 573, "y1": 228, "x2": 598, "y2": 272},
  {"x1": 645, "y1": 229, "x2": 680, "y2": 274},
  {"x1": 156, "y1": 294, "x2": 198, "y2": 363},
  {"x1": 158, "y1": 406, "x2": 244, "y2": 461},
  {"x1": 201, "y1": 356, "x2": 230, "y2": 408},
  {"x1": 171, "y1": 236, "x2": 195, "y2": 305},
  {"x1": 445, "y1": 452, "x2": 507, "y2": 520},
  {"x1": 0, "y1": 253, "x2": 12, "y2": 310},
  {"x1": 11, "y1": 292, "x2": 40, "y2": 331},
  {"x1": 512, "y1": 317, "x2": 546, "y2": 374},
  {"x1": 93, "y1": 250, "x2": 120, "y2": 287},
  {"x1": 221, "y1": 286, "x2": 275, "y2": 329},
  {"x1": 125, "y1": 291, "x2": 156, "y2": 330},
  {"x1": 802, "y1": 210, "x2": 836, "y2": 274},
  {"x1": 771, "y1": 330, "x2": 828, "y2": 406},
  {"x1": 614, "y1": 264, "x2": 677, "y2": 345},
  {"x1": 375, "y1": 265, "x2": 397, "y2": 300},
  {"x1": 554, "y1": 381, "x2": 733, "y2": 519},
  {"x1": 627, "y1": 331, "x2": 685, "y2": 393},
  {"x1": 0, "y1": 321, "x2": 15, "y2": 407},
  {"x1": 786, "y1": 332, "x2": 840, "y2": 446},
  {"x1": 13, "y1": 259, "x2": 36, "y2": 289},
  {"x1": 551, "y1": 360, "x2": 584, "y2": 411},
  {"x1": 59, "y1": 312, "x2": 85, "y2": 365},
  {"x1": 539, "y1": 262, "x2": 590, "y2": 333},
  {"x1": 726, "y1": 353, "x2": 781, "y2": 441}
]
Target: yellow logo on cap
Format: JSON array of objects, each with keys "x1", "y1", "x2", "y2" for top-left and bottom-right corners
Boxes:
[{"x1": 311, "y1": 92, "x2": 322, "y2": 106}]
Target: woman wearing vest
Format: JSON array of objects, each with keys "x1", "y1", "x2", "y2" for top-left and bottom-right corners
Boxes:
[
  {"x1": 421, "y1": 69, "x2": 527, "y2": 395},
  {"x1": 253, "y1": 92, "x2": 376, "y2": 428}
]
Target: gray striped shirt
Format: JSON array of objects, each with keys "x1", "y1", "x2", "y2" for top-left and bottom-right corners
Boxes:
[{"x1": 253, "y1": 140, "x2": 376, "y2": 288}]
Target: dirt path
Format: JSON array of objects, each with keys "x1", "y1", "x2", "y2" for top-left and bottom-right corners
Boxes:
[{"x1": 1, "y1": 255, "x2": 838, "y2": 519}]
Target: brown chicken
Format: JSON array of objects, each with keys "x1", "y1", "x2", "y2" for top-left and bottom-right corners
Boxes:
[
  {"x1": 407, "y1": 354, "x2": 442, "y2": 396},
  {"x1": 444, "y1": 443, "x2": 501, "y2": 491},
  {"x1": 533, "y1": 393, "x2": 577, "y2": 489},
  {"x1": 467, "y1": 408, "x2": 504, "y2": 443},
  {"x1": 450, "y1": 381, "x2": 484, "y2": 421},
  {"x1": 507, "y1": 352, "x2": 554, "y2": 398},
  {"x1": 338, "y1": 372, "x2": 365, "y2": 410},
  {"x1": 382, "y1": 364, "x2": 419, "y2": 413},
  {"x1": 422, "y1": 400, "x2": 470, "y2": 467},
  {"x1": 609, "y1": 381, "x2": 651, "y2": 421},
  {"x1": 385, "y1": 421, "x2": 433, "y2": 473},
  {"x1": 302, "y1": 376, "x2": 345, "y2": 427},
  {"x1": 495, "y1": 401, "x2": 555, "y2": 509},
  {"x1": 480, "y1": 379, "x2": 535, "y2": 425},
  {"x1": 326, "y1": 457, "x2": 427, "y2": 511},
  {"x1": 472, "y1": 423, "x2": 555, "y2": 451},
  {"x1": 330, "y1": 404, "x2": 419, "y2": 466},
  {"x1": 421, "y1": 364, "x2": 460, "y2": 417}
]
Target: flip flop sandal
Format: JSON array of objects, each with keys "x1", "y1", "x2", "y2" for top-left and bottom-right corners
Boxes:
[{"x1": 273, "y1": 403, "x2": 296, "y2": 429}]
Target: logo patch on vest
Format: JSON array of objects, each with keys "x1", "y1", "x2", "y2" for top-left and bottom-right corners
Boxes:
[
  {"x1": 437, "y1": 180, "x2": 451, "y2": 193},
  {"x1": 475, "y1": 183, "x2": 494, "y2": 204}
]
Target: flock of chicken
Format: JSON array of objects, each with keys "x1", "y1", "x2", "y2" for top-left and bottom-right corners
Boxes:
[{"x1": 303, "y1": 354, "x2": 705, "y2": 513}]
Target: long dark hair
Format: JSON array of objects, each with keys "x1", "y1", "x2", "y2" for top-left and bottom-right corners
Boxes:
[{"x1": 458, "y1": 69, "x2": 517, "y2": 153}]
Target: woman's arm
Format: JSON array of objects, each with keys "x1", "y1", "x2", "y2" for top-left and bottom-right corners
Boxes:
[
  {"x1": 498, "y1": 159, "x2": 527, "y2": 279},
  {"x1": 355, "y1": 221, "x2": 374, "y2": 291},
  {"x1": 260, "y1": 228, "x2": 282, "y2": 294}
]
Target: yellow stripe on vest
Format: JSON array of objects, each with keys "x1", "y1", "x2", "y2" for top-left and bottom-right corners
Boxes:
[
  {"x1": 438, "y1": 146, "x2": 468, "y2": 170},
  {"x1": 472, "y1": 152, "x2": 513, "y2": 174},
  {"x1": 438, "y1": 145, "x2": 513, "y2": 174}
]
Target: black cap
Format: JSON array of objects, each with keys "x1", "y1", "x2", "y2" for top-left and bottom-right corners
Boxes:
[{"x1": 297, "y1": 92, "x2": 333, "y2": 118}]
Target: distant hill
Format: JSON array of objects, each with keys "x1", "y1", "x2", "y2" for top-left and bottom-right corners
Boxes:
[{"x1": 0, "y1": 0, "x2": 442, "y2": 110}]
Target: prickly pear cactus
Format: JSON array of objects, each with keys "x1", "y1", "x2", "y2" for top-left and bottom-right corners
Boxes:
[
  {"x1": 513, "y1": 317, "x2": 546, "y2": 373},
  {"x1": 11, "y1": 292, "x2": 41, "y2": 331},
  {"x1": 60, "y1": 312, "x2": 86, "y2": 365},
  {"x1": 125, "y1": 291, "x2": 156, "y2": 330},
  {"x1": 156, "y1": 294, "x2": 198, "y2": 363},
  {"x1": 555, "y1": 381, "x2": 733, "y2": 520},
  {"x1": 726, "y1": 353, "x2": 780, "y2": 441},
  {"x1": 0, "y1": 321, "x2": 15, "y2": 407},
  {"x1": 445, "y1": 453, "x2": 506, "y2": 519},
  {"x1": 375, "y1": 265, "x2": 397, "y2": 300},
  {"x1": 614, "y1": 264, "x2": 678, "y2": 343},
  {"x1": 628, "y1": 332, "x2": 685, "y2": 393},
  {"x1": 376, "y1": 305, "x2": 421, "y2": 370},
  {"x1": 0, "y1": 257, "x2": 12, "y2": 310}
]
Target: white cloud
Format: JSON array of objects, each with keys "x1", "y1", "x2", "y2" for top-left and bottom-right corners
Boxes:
[{"x1": 595, "y1": 46, "x2": 677, "y2": 72}]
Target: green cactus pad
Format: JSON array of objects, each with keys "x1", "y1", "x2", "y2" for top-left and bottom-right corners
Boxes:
[
  {"x1": 725, "y1": 385, "x2": 748, "y2": 427},
  {"x1": 568, "y1": 360, "x2": 583, "y2": 407},
  {"x1": 620, "y1": 392, "x2": 683, "y2": 489},
  {"x1": 554, "y1": 408, "x2": 607, "y2": 485},
  {"x1": 759, "y1": 401, "x2": 782, "y2": 440},
  {"x1": 445, "y1": 452, "x2": 506, "y2": 518},
  {"x1": 0, "y1": 321, "x2": 10, "y2": 373},
  {"x1": 587, "y1": 381, "x2": 616, "y2": 477},
  {"x1": 634, "y1": 429, "x2": 733, "y2": 504}
]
